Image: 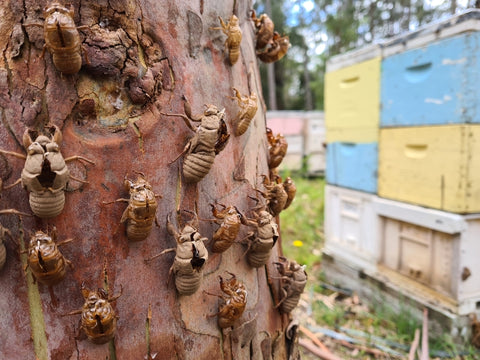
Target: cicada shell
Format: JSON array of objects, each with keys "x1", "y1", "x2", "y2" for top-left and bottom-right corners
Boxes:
[
  {"x1": 76, "y1": 285, "x2": 121, "y2": 344},
  {"x1": 27, "y1": 228, "x2": 71, "y2": 286},
  {"x1": 283, "y1": 177, "x2": 296, "y2": 209},
  {"x1": 251, "y1": 10, "x2": 274, "y2": 51},
  {"x1": 0, "y1": 209, "x2": 31, "y2": 271},
  {"x1": 471, "y1": 314, "x2": 480, "y2": 348},
  {"x1": 230, "y1": 88, "x2": 258, "y2": 136},
  {"x1": 274, "y1": 257, "x2": 307, "y2": 314},
  {"x1": 0, "y1": 125, "x2": 94, "y2": 218},
  {"x1": 43, "y1": 2, "x2": 83, "y2": 74},
  {"x1": 119, "y1": 175, "x2": 160, "y2": 242},
  {"x1": 210, "y1": 203, "x2": 242, "y2": 253},
  {"x1": 267, "y1": 128, "x2": 288, "y2": 169},
  {"x1": 211, "y1": 15, "x2": 242, "y2": 65},
  {"x1": 169, "y1": 215, "x2": 208, "y2": 295},
  {"x1": 147, "y1": 213, "x2": 208, "y2": 295},
  {"x1": 163, "y1": 98, "x2": 230, "y2": 183},
  {"x1": 207, "y1": 273, "x2": 247, "y2": 328},
  {"x1": 241, "y1": 208, "x2": 278, "y2": 268},
  {"x1": 256, "y1": 33, "x2": 290, "y2": 63},
  {"x1": 258, "y1": 175, "x2": 288, "y2": 217}
]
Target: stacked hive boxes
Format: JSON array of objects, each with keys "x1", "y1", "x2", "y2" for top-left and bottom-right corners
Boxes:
[
  {"x1": 324, "y1": 45, "x2": 382, "y2": 270},
  {"x1": 325, "y1": 45, "x2": 381, "y2": 194},
  {"x1": 324, "y1": 10, "x2": 480, "y2": 316}
]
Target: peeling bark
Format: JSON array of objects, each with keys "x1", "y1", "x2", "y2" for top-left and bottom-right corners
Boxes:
[{"x1": 0, "y1": 0, "x2": 292, "y2": 359}]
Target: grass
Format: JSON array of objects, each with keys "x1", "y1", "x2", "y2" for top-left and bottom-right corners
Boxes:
[
  {"x1": 278, "y1": 173, "x2": 479, "y2": 359},
  {"x1": 279, "y1": 172, "x2": 325, "y2": 268}
]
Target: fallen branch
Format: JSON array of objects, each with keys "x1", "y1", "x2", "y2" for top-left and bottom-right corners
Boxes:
[
  {"x1": 307, "y1": 325, "x2": 406, "y2": 358},
  {"x1": 299, "y1": 325, "x2": 338, "y2": 358},
  {"x1": 335, "y1": 337, "x2": 398, "y2": 358},
  {"x1": 298, "y1": 338, "x2": 342, "y2": 360},
  {"x1": 421, "y1": 308, "x2": 429, "y2": 360},
  {"x1": 408, "y1": 329, "x2": 420, "y2": 360}
]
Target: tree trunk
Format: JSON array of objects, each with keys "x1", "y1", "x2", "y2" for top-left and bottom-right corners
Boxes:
[
  {"x1": 0, "y1": 1, "x2": 296, "y2": 359},
  {"x1": 303, "y1": 50, "x2": 313, "y2": 111}
]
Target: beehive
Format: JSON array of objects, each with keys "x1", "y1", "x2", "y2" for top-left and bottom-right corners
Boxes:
[
  {"x1": 304, "y1": 112, "x2": 326, "y2": 175},
  {"x1": 378, "y1": 125, "x2": 480, "y2": 213},
  {"x1": 326, "y1": 141, "x2": 378, "y2": 193},
  {"x1": 381, "y1": 31, "x2": 480, "y2": 127},
  {"x1": 325, "y1": 47, "x2": 381, "y2": 143},
  {"x1": 324, "y1": 185, "x2": 379, "y2": 271},
  {"x1": 375, "y1": 196, "x2": 480, "y2": 315}
]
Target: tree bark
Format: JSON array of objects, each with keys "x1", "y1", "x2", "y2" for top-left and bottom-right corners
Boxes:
[{"x1": 0, "y1": 1, "x2": 294, "y2": 359}]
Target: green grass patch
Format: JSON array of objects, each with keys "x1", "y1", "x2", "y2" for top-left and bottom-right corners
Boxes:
[{"x1": 279, "y1": 173, "x2": 325, "y2": 268}]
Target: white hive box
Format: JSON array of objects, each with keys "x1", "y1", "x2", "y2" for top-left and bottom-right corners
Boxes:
[
  {"x1": 304, "y1": 112, "x2": 326, "y2": 174},
  {"x1": 374, "y1": 196, "x2": 480, "y2": 315},
  {"x1": 324, "y1": 184, "x2": 379, "y2": 271}
]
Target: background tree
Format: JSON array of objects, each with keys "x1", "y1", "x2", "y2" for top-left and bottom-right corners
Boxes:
[
  {"x1": 254, "y1": 0, "x2": 472, "y2": 111},
  {"x1": 0, "y1": 1, "x2": 298, "y2": 359}
]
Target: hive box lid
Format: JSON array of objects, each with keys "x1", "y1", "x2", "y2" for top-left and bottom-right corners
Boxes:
[
  {"x1": 326, "y1": 44, "x2": 382, "y2": 73},
  {"x1": 383, "y1": 9, "x2": 480, "y2": 57}
]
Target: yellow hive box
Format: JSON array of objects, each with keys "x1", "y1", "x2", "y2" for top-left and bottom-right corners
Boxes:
[
  {"x1": 378, "y1": 125, "x2": 480, "y2": 213},
  {"x1": 325, "y1": 57, "x2": 381, "y2": 143}
]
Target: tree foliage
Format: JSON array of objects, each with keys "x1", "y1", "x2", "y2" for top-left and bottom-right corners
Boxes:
[{"x1": 254, "y1": 0, "x2": 474, "y2": 110}]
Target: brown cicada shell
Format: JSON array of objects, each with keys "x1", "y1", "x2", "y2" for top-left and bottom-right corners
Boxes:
[
  {"x1": 267, "y1": 127, "x2": 288, "y2": 169},
  {"x1": 283, "y1": 176, "x2": 296, "y2": 209},
  {"x1": 211, "y1": 15, "x2": 242, "y2": 65},
  {"x1": 0, "y1": 209, "x2": 30, "y2": 271},
  {"x1": 106, "y1": 174, "x2": 160, "y2": 242},
  {"x1": 162, "y1": 97, "x2": 230, "y2": 183},
  {"x1": 258, "y1": 175, "x2": 288, "y2": 217},
  {"x1": 147, "y1": 213, "x2": 209, "y2": 295},
  {"x1": 240, "y1": 203, "x2": 278, "y2": 268},
  {"x1": 43, "y1": 2, "x2": 84, "y2": 74},
  {"x1": 209, "y1": 203, "x2": 242, "y2": 253},
  {"x1": 250, "y1": 10, "x2": 274, "y2": 51},
  {"x1": 68, "y1": 284, "x2": 122, "y2": 344},
  {"x1": 27, "y1": 228, "x2": 72, "y2": 286},
  {"x1": 205, "y1": 272, "x2": 247, "y2": 328},
  {"x1": 471, "y1": 313, "x2": 480, "y2": 348},
  {"x1": 230, "y1": 88, "x2": 258, "y2": 136},
  {"x1": 274, "y1": 256, "x2": 307, "y2": 314},
  {"x1": 256, "y1": 32, "x2": 290, "y2": 63},
  {"x1": 0, "y1": 125, "x2": 94, "y2": 218}
]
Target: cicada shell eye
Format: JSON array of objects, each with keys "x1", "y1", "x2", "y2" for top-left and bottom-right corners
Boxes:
[
  {"x1": 48, "y1": 125, "x2": 63, "y2": 145},
  {"x1": 204, "y1": 105, "x2": 219, "y2": 116},
  {"x1": 22, "y1": 129, "x2": 37, "y2": 150},
  {"x1": 124, "y1": 179, "x2": 133, "y2": 192},
  {"x1": 98, "y1": 288, "x2": 109, "y2": 299}
]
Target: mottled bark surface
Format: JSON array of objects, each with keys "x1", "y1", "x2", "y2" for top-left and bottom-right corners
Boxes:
[{"x1": 0, "y1": 1, "x2": 295, "y2": 359}]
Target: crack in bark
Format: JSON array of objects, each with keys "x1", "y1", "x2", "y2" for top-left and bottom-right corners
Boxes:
[
  {"x1": 145, "y1": 304, "x2": 152, "y2": 359},
  {"x1": 19, "y1": 220, "x2": 49, "y2": 360},
  {"x1": 103, "y1": 258, "x2": 118, "y2": 360}
]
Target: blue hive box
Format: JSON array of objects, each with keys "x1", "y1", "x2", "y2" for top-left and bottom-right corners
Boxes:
[
  {"x1": 381, "y1": 11, "x2": 480, "y2": 127},
  {"x1": 326, "y1": 142, "x2": 378, "y2": 193}
]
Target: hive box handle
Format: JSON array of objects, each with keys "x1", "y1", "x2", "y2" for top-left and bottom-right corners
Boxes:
[
  {"x1": 340, "y1": 76, "x2": 359, "y2": 88},
  {"x1": 404, "y1": 144, "x2": 428, "y2": 158},
  {"x1": 405, "y1": 62, "x2": 432, "y2": 83}
]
